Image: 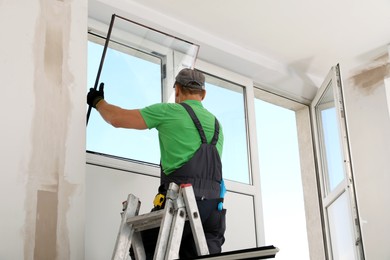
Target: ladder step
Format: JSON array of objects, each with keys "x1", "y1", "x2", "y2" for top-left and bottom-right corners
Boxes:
[{"x1": 126, "y1": 209, "x2": 167, "y2": 232}]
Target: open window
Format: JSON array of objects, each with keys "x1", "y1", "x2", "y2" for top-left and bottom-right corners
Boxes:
[{"x1": 311, "y1": 65, "x2": 364, "y2": 259}]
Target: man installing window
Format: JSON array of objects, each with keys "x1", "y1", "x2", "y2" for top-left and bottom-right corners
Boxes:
[{"x1": 87, "y1": 68, "x2": 226, "y2": 259}]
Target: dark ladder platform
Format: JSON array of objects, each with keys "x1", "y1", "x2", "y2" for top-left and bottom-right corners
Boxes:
[{"x1": 191, "y1": 245, "x2": 279, "y2": 260}]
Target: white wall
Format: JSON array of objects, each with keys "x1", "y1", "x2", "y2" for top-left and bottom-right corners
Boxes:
[
  {"x1": 85, "y1": 164, "x2": 160, "y2": 260},
  {"x1": 0, "y1": 0, "x2": 87, "y2": 259},
  {"x1": 343, "y1": 54, "x2": 390, "y2": 259}
]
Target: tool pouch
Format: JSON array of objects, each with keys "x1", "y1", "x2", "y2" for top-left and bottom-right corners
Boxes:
[
  {"x1": 151, "y1": 184, "x2": 168, "y2": 211},
  {"x1": 152, "y1": 193, "x2": 165, "y2": 211}
]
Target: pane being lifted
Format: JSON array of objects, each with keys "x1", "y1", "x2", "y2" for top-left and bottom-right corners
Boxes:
[
  {"x1": 86, "y1": 14, "x2": 200, "y2": 124},
  {"x1": 109, "y1": 14, "x2": 199, "y2": 70}
]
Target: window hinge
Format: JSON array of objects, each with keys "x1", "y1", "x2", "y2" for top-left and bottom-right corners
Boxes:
[{"x1": 162, "y1": 64, "x2": 166, "y2": 79}]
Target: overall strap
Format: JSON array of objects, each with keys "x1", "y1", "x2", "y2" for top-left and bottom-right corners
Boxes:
[
  {"x1": 180, "y1": 102, "x2": 207, "y2": 143},
  {"x1": 180, "y1": 102, "x2": 219, "y2": 145},
  {"x1": 211, "y1": 118, "x2": 220, "y2": 145}
]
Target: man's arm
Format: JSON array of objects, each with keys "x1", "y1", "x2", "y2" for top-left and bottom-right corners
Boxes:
[
  {"x1": 87, "y1": 84, "x2": 147, "y2": 130},
  {"x1": 95, "y1": 100, "x2": 148, "y2": 130}
]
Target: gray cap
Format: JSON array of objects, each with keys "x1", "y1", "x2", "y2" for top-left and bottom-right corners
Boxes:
[{"x1": 175, "y1": 68, "x2": 205, "y2": 90}]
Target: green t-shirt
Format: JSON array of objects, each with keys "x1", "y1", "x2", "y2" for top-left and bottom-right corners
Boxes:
[{"x1": 140, "y1": 100, "x2": 223, "y2": 175}]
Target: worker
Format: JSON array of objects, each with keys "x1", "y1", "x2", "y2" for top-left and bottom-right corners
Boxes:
[{"x1": 87, "y1": 68, "x2": 226, "y2": 259}]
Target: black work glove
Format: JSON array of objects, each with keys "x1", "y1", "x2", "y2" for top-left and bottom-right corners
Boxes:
[{"x1": 87, "y1": 83, "x2": 104, "y2": 108}]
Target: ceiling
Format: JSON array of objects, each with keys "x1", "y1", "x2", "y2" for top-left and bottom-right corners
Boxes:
[{"x1": 89, "y1": 0, "x2": 390, "y2": 102}]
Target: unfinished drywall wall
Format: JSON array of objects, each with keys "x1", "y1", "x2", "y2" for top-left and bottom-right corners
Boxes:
[
  {"x1": 0, "y1": 0, "x2": 87, "y2": 259},
  {"x1": 343, "y1": 51, "x2": 390, "y2": 260}
]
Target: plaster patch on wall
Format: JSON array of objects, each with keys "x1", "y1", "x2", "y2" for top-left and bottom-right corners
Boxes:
[
  {"x1": 24, "y1": 0, "x2": 75, "y2": 259},
  {"x1": 349, "y1": 54, "x2": 390, "y2": 95},
  {"x1": 56, "y1": 178, "x2": 78, "y2": 260},
  {"x1": 44, "y1": 24, "x2": 63, "y2": 85},
  {"x1": 34, "y1": 190, "x2": 58, "y2": 260}
]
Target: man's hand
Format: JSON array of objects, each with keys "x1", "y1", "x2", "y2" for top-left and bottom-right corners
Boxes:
[{"x1": 87, "y1": 83, "x2": 105, "y2": 108}]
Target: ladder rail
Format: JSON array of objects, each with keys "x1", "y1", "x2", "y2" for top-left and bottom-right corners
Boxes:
[
  {"x1": 164, "y1": 188, "x2": 187, "y2": 260},
  {"x1": 181, "y1": 185, "x2": 210, "y2": 256},
  {"x1": 131, "y1": 232, "x2": 146, "y2": 260},
  {"x1": 153, "y1": 191, "x2": 177, "y2": 259},
  {"x1": 112, "y1": 194, "x2": 141, "y2": 260}
]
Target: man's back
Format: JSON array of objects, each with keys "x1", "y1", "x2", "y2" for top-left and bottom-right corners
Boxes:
[{"x1": 140, "y1": 99, "x2": 223, "y2": 175}]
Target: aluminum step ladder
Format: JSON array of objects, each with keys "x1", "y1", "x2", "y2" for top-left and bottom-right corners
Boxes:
[{"x1": 112, "y1": 182, "x2": 209, "y2": 260}]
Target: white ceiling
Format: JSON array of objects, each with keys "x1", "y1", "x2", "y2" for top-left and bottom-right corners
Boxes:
[{"x1": 90, "y1": 0, "x2": 390, "y2": 101}]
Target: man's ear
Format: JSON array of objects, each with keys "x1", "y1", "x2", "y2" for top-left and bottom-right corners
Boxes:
[
  {"x1": 175, "y1": 86, "x2": 179, "y2": 97},
  {"x1": 201, "y1": 90, "x2": 206, "y2": 101}
]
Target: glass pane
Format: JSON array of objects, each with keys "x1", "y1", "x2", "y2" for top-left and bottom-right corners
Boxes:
[
  {"x1": 327, "y1": 192, "x2": 357, "y2": 260},
  {"x1": 255, "y1": 98, "x2": 309, "y2": 260},
  {"x1": 321, "y1": 107, "x2": 344, "y2": 190},
  {"x1": 316, "y1": 83, "x2": 345, "y2": 192},
  {"x1": 111, "y1": 15, "x2": 199, "y2": 70},
  {"x1": 203, "y1": 76, "x2": 250, "y2": 184},
  {"x1": 87, "y1": 15, "x2": 201, "y2": 164},
  {"x1": 87, "y1": 40, "x2": 161, "y2": 164}
]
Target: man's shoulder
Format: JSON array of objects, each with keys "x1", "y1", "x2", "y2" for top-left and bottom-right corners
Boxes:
[
  {"x1": 142, "y1": 102, "x2": 180, "y2": 112},
  {"x1": 140, "y1": 103, "x2": 186, "y2": 122}
]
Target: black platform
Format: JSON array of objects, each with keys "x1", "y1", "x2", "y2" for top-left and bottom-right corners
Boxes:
[{"x1": 191, "y1": 245, "x2": 279, "y2": 260}]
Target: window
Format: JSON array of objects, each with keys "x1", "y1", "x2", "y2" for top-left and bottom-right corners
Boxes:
[
  {"x1": 311, "y1": 66, "x2": 363, "y2": 259},
  {"x1": 202, "y1": 74, "x2": 250, "y2": 184},
  {"x1": 254, "y1": 91, "x2": 310, "y2": 260}
]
